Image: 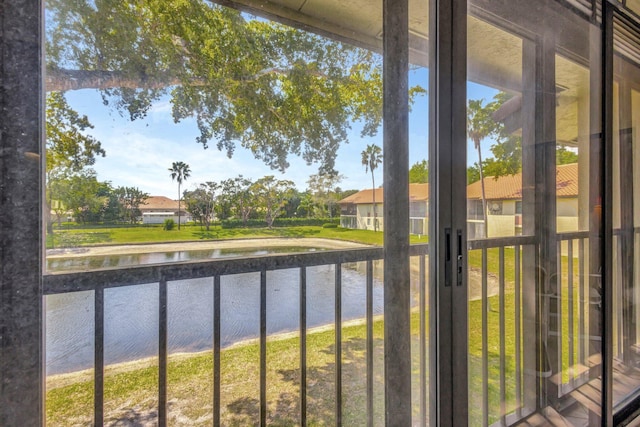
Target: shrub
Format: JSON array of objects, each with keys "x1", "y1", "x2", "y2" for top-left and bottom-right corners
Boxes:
[
  {"x1": 322, "y1": 223, "x2": 338, "y2": 228},
  {"x1": 220, "y1": 217, "x2": 340, "y2": 229},
  {"x1": 163, "y1": 219, "x2": 176, "y2": 230}
]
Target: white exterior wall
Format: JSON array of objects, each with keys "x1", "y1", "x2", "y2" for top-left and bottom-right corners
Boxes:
[
  {"x1": 142, "y1": 212, "x2": 191, "y2": 224},
  {"x1": 356, "y1": 203, "x2": 383, "y2": 231},
  {"x1": 487, "y1": 216, "x2": 516, "y2": 237}
]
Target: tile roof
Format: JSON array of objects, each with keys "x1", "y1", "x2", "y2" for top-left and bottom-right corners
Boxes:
[
  {"x1": 339, "y1": 183, "x2": 429, "y2": 204},
  {"x1": 339, "y1": 164, "x2": 579, "y2": 204},
  {"x1": 467, "y1": 163, "x2": 578, "y2": 200},
  {"x1": 141, "y1": 196, "x2": 183, "y2": 211}
]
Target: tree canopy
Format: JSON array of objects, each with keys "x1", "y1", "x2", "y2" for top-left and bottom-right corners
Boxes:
[
  {"x1": 409, "y1": 160, "x2": 428, "y2": 183},
  {"x1": 45, "y1": 0, "x2": 417, "y2": 174}
]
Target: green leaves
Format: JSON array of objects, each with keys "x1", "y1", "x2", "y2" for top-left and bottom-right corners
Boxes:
[
  {"x1": 45, "y1": 1, "x2": 392, "y2": 173},
  {"x1": 46, "y1": 92, "x2": 105, "y2": 174},
  {"x1": 409, "y1": 160, "x2": 428, "y2": 184}
]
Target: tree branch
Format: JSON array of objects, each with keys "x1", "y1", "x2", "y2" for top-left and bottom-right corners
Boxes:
[{"x1": 46, "y1": 66, "x2": 329, "y2": 92}]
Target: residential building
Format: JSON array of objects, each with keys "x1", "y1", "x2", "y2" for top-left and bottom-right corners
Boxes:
[
  {"x1": 466, "y1": 162, "x2": 579, "y2": 238},
  {"x1": 339, "y1": 183, "x2": 429, "y2": 234},
  {"x1": 139, "y1": 196, "x2": 191, "y2": 224}
]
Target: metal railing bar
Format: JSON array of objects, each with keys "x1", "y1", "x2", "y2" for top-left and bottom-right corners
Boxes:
[
  {"x1": 515, "y1": 245, "x2": 522, "y2": 418},
  {"x1": 557, "y1": 240, "x2": 563, "y2": 391},
  {"x1": 579, "y1": 239, "x2": 585, "y2": 370},
  {"x1": 159, "y1": 277, "x2": 168, "y2": 427},
  {"x1": 260, "y1": 268, "x2": 267, "y2": 426},
  {"x1": 556, "y1": 231, "x2": 590, "y2": 241},
  {"x1": 94, "y1": 285, "x2": 104, "y2": 427},
  {"x1": 366, "y1": 260, "x2": 374, "y2": 427},
  {"x1": 468, "y1": 235, "x2": 537, "y2": 250},
  {"x1": 499, "y1": 246, "x2": 506, "y2": 425},
  {"x1": 568, "y1": 241, "x2": 575, "y2": 389},
  {"x1": 482, "y1": 248, "x2": 489, "y2": 427},
  {"x1": 44, "y1": 246, "x2": 407, "y2": 294},
  {"x1": 617, "y1": 236, "x2": 623, "y2": 357},
  {"x1": 335, "y1": 263, "x2": 342, "y2": 426},
  {"x1": 419, "y1": 255, "x2": 427, "y2": 427},
  {"x1": 213, "y1": 275, "x2": 221, "y2": 426},
  {"x1": 300, "y1": 267, "x2": 307, "y2": 427}
]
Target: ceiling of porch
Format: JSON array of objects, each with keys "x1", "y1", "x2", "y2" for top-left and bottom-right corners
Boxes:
[{"x1": 220, "y1": 0, "x2": 595, "y2": 147}]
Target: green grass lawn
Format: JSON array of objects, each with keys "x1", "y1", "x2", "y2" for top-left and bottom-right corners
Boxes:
[{"x1": 46, "y1": 224, "x2": 429, "y2": 248}]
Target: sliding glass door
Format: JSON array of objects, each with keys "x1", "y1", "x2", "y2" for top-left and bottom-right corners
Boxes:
[
  {"x1": 612, "y1": 14, "x2": 640, "y2": 413},
  {"x1": 466, "y1": 1, "x2": 603, "y2": 425}
]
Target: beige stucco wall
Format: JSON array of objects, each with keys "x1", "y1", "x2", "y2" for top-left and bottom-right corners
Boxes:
[
  {"x1": 557, "y1": 198, "x2": 578, "y2": 218},
  {"x1": 356, "y1": 204, "x2": 383, "y2": 231},
  {"x1": 502, "y1": 200, "x2": 516, "y2": 215},
  {"x1": 487, "y1": 216, "x2": 515, "y2": 237}
]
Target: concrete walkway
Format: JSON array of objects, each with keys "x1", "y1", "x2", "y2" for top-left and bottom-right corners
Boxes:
[{"x1": 46, "y1": 237, "x2": 370, "y2": 258}]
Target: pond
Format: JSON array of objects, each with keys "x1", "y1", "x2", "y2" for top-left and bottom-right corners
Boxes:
[
  {"x1": 46, "y1": 246, "x2": 325, "y2": 272},
  {"x1": 45, "y1": 247, "x2": 387, "y2": 375}
]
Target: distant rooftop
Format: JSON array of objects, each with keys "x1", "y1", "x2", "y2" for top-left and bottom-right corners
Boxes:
[{"x1": 339, "y1": 163, "x2": 578, "y2": 204}]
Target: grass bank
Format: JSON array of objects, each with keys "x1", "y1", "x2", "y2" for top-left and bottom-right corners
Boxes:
[
  {"x1": 47, "y1": 224, "x2": 429, "y2": 249},
  {"x1": 47, "y1": 304, "x2": 530, "y2": 426}
]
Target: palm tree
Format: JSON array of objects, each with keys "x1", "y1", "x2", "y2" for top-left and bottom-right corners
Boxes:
[
  {"x1": 467, "y1": 99, "x2": 498, "y2": 238},
  {"x1": 168, "y1": 161, "x2": 191, "y2": 230},
  {"x1": 361, "y1": 144, "x2": 383, "y2": 232}
]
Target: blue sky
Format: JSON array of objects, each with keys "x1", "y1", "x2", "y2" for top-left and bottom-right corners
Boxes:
[{"x1": 63, "y1": 69, "x2": 499, "y2": 198}]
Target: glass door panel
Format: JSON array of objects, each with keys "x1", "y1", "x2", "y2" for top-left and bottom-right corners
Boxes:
[
  {"x1": 466, "y1": 1, "x2": 602, "y2": 425},
  {"x1": 612, "y1": 17, "x2": 640, "y2": 411},
  {"x1": 467, "y1": 12, "x2": 527, "y2": 425}
]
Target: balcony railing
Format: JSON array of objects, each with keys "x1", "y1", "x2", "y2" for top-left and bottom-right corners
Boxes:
[
  {"x1": 44, "y1": 231, "x2": 610, "y2": 426},
  {"x1": 468, "y1": 235, "x2": 537, "y2": 426},
  {"x1": 44, "y1": 244, "x2": 429, "y2": 426}
]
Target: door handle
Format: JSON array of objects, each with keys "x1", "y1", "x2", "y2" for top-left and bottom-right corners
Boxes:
[
  {"x1": 445, "y1": 228, "x2": 451, "y2": 287},
  {"x1": 456, "y1": 229, "x2": 463, "y2": 286}
]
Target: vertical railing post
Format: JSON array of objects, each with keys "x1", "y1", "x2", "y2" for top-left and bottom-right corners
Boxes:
[
  {"x1": 499, "y1": 247, "x2": 506, "y2": 424},
  {"x1": 213, "y1": 276, "x2": 221, "y2": 426},
  {"x1": 260, "y1": 268, "x2": 267, "y2": 426},
  {"x1": 300, "y1": 268, "x2": 307, "y2": 427},
  {"x1": 515, "y1": 245, "x2": 522, "y2": 418},
  {"x1": 419, "y1": 255, "x2": 427, "y2": 427},
  {"x1": 366, "y1": 260, "x2": 374, "y2": 427},
  {"x1": 95, "y1": 285, "x2": 105, "y2": 427},
  {"x1": 481, "y1": 249, "x2": 489, "y2": 427},
  {"x1": 334, "y1": 263, "x2": 342, "y2": 426},
  {"x1": 159, "y1": 277, "x2": 168, "y2": 427}
]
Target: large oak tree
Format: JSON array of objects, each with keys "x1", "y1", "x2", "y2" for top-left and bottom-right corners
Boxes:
[{"x1": 45, "y1": 0, "x2": 400, "y2": 174}]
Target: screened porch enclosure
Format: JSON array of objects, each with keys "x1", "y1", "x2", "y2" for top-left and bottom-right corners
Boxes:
[{"x1": 4, "y1": 0, "x2": 640, "y2": 426}]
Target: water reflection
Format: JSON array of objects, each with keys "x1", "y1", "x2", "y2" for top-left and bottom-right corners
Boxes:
[
  {"x1": 46, "y1": 246, "x2": 324, "y2": 272},
  {"x1": 46, "y1": 259, "x2": 385, "y2": 375}
]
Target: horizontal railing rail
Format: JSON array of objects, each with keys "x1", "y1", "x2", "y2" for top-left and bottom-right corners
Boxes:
[
  {"x1": 44, "y1": 245, "x2": 429, "y2": 294},
  {"x1": 468, "y1": 234, "x2": 537, "y2": 250}
]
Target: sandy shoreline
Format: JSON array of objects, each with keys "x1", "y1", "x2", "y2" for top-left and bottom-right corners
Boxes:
[{"x1": 46, "y1": 237, "x2": 370, "y2": 258}]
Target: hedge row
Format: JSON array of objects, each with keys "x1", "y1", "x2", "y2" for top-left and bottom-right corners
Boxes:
[{"x1": 220, "y1": 217, "x2": 340, "y2": 229}]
